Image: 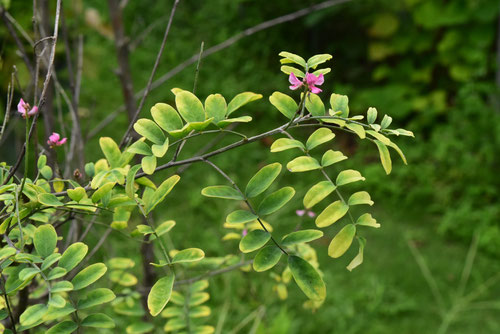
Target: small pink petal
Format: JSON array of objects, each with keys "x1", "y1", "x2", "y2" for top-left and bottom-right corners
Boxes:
[
  {"x1": 49, "y1": 133, "x2": 60, "y2": 142},
  {"x1": 307, "y1": 211, "x2": 316, "y2": 218},
  {"x1": 28, "y1": 106, "x2": 38, "y2": 116},
  {"x1": 58, "y1": 138, "x2": 67, "y2": 145},
  {"x1": 310, "y1": 87, "x2": 322, "y2": 94},
  {"x1": 289, "y1": 72, "x2": 302, "y2": 86},
  {"x1": 315, "y1": 74, "x2": 324, "y2": 86},
  {"x1": 296, "y1": 210, "x2": 306, "y2": 217},
  {"x1": 305, "y1": 73, "x2": 317, "y2": 86},
  {"x1": 242, "y1": 229, "x2": 248, "y2": 237}
]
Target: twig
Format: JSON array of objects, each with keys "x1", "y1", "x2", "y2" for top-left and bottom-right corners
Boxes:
[{"x1": 119, "y1": 0, "x2": 181, "y2": 148}]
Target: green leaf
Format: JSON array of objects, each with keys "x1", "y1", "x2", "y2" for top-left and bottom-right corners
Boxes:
[
  {"x1": 0, "y1": 247, "x2": 17, "y2": 260},
  {"x1": 307, "y1": 54, "x2": 332, "y2": 69},
  {"x1": 145, "y1": 175, "x2": 180, "y2": 214},
  {"x1": 216, "y1": 116, "x2": 253, "y2": 127},
  {"x1": 37, "y1": 155, "x2": 47, "y2": 169},
  {"x1": 380, "y1": 114, "x2": 392, "y2": 129},
  {"x1": 226, "y1": 92, "x2": 262, "y2": 116},
  {"x1": 288, "y1": 255, "x2": 326, "y2": 301},
  {"x1": 151, "y1": 103, "x2": 183, "y2": 132},
  {"x1": 99, "y1": 137, "x2": 121, "y2": 168},
  {"x1": 141, "y1": 155, "x2": 156, "y2": 175},
  {"x1": 175, "y1": 91, "x2": 205, "y2": 123},
  {"x1": 91, "y1": 181, "x2": 115, "y2": 203},
  {"x1": 306, "y1": 128, "x2": 335, "y2": 150},
  {"x1": 67, "y1": 187, "x2": 86, "y2": 202},
  {"x1": 316, "y1": 200, "x2": 349, "y2": 228},
  {"x1": 312, "y1": 68, "x2": 331, "y2": 76},
  {"x1": 71, "y1": 263, "x2": 107, "y2": 290},
  {"x1": 126, "y1": 322, "x2": 155, "y2": 333},
  {"x1": 328, "y1": 224, "x2": 356, "y2": 258},
  {"x1": 345, "y1": 123, "x2": 366, "y2": 139},
  {"x1": 303, "y1": 181, "x2": 336, "y2": 209},
  {"x1": 201, "y1": 186, "x2": 243, "y2": 200},
  {"x1": 151, "y1": 220, "x2": 176, "y2": 239},
  {"x1": 46, "y1": 321, "x2": 78, "y2": 334},
  {"x1": 279, "y1": 51, "x2": 306, "y2": 68},
  {"x1": 151, "y1": 138, "x2": 169, "y2": 158},
  {"x1": 38, "y1": 193, "x2": 63, "y2": 207},
  {"x1": 305, "y1": 93, "x2": 325, "y2": 116},
  {"x1": 280, "y1": 65, "x2": 305, "y2": 78},
  {"x1": 367, "y1": 107, "x2": 377, "y2": 124},
  {"x1": 269, "y1": 92, "x2": 298, "y2": 119},
  {"x1": 239, "y1": 230, "x2": 271, "y2": 253},
  {"x1": 190, "y1": 306, "x2": 211, "y2": 318},
  {"x1": 356, "y1": 213, "x2": 380, "y2": 228},
  {"x1": 34, "y1": 224, "x2": 57, "y2": 258},
  {"x1": 348, "y1": 191, "x2": 373, "y2": 206},
  {"x1": 78, "y1": 288, "x2": 116, "y2": 309},
  {"x1": 40, "y1": 165, "x2": 53, "y2": 179},
  {"x1": 81, "y1": 313, "x2": 115, "y2": 328},
  {"x1": 347, "y1": 237, "x2": 366, "y2": 271},
  {"x1": 133, "y1": 119, "x2": 165, "y2": 145},
  {"x1": 48, "y1": 295, "x2": 66, "y2": 308},
  {"x1": 51, "y1": 281, "x2": 74, "y2": 293},
  {"x1": 336, "y1": 169, "x2": 365, "y2": 186},
  {"x1": 282, "y1": 229, "x2": 324, "y2": 246},
  {"x1": 148, "y1": 273, "x2": 175, "y2": 316},
  {"x1": 257, "y1": 187, "x2": 295, "y2": 216},
  {"x1": 47, "y1": 267, "x2": 67, "y2": 280},
  {"x1": 286, "y1": 156, "x2": 321, "y2": 172},
  {"x1": 41, "y1": 253, "x2": 61, "y2": 270},
  {"x1": 126, "y1": 165, "x2": 141, "y2": 199},
  {"x1": 59, "y1": 242, "x2": 88, "y2": 272},
  {"x1": 321, "y1": 150, "x2": 347, "y2": 167},
  {"x1": 188, "y1": 118, "x2": 214, "y2": 131},
  {"x1": 253, "y1": 245, "x2": 282, "y2": 272},
  {"x1": 374, "y1": 140, "x2": 392, "y2": 174},
  {"x1": 330, "y1": 94, "x2": 349, "y2": 117},
  {"x1": 226, "y1": 210, "x2": 258, "y2": 224},
  {"x1": 204, "y1": 94, "x2": 227, "y2": 123},
  {"x1": 171, "y1": 248, "x2": 205, "y2": 264},
  {"x1": 245, "y1": 163, "x2": 282, "y2": 198},
  {"x1": 270, "y1": 138, "x2": 305, "y2": 152},
  {"x1": 19, "y1": 267, "x2": 40, "y2": 281},
  {"x1": 20, "y1": 304, "x2": 47, "y2": 326},
  {"x1": 366, "y1": 130, "x2": 391, "y2": 145},
  {"x1": 396, "y1": 128, "x2": 414, "y2": 137}
]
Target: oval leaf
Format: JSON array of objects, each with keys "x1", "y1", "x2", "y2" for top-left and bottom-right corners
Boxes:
[
  {"x1": 303, "y1": 181, "x2": 336, "y2": 209},
  {"x1": 226, "y1": 210, "x2": 258, "y2": 224},
  {"x1": 71, "y1": 263, "x2": 107, "y2": 290},
  {"x1": 270, "y1": 138, "x2": 305, "y2": 152},
  {"x1": 316, "y1": 200, "x2": 349, "y2": 228},
  {"x1": 201, "y1": 186, "x2": 243, "y2": 200},
  {"x1": 306, "y1": 128, "x2": 335, "y2": 150},
  {"x1": 257, "y1": 187, "x2": 295, "y2": 216},
  {"x1": 286, "y1": 156, "x2": 321, "y2": 172},
  {"x1": 133, "y1": 119, "x2": 165, "y2": 145},
  {"x1": 151, "y1": 103, "x2": 183, "y2": 132},
  {"x1": 288, "y1": 256, "x2": 326, "y2": 301},
  {"x1": 175, "y1": 91, "x2": 205, "y2": 123},
  {"x1": 328, "y1": 224, "x2": 356, "y2": 258},
  {"x1": 282, "y1": 229, "x2": 324, "y2": 246},
  {"x1": 253, "y1": 245, "x2": 282, "y2": 272},
  {"x1": 269, "y1": 92, "x2": 297, "y2": 119},
  {"x1": 336, "y1": 169, "x2": 365, "y2": 186},
  {"x1": 59, "y1": 242, "x2": 88, "y2": 272},
  {"x1": 239, "y1": 230, "x2": 271, "y2": 253},
  {"x1": 148, "y1": 273, "x2": 175, "y2": 316},
  {"x1": 34, "y1": 225, "x2": 57, "y2": 258},
  {"x1": 171, "y1": 248, "x2": 205, "y2": 264},
  {"x1": 245, "y1": 163, "x2": 282, "y2": 198}
]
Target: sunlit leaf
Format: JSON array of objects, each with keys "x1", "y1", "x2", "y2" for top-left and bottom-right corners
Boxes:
[
  {"x1": 356, "y1": 213, "x2": 380, "y2": 228},
  {"x1": 226, "y1": 92, "x2": 262, "y2": 116},
  {"x1": 34, "y1": 224, "x2": 57, "y2": 258},
  {"x1": 303, "y1": 181, "x2": 336, "y2": 209},
  {"x1": 348, "y1": 191, "x2": 374, "y2": 206},
  {"x1": 59, "y1": 242, "x2": 88, "y2": 272},
  {"x1": 245, "y1": 163, "x2": 282, "y2": 198},
  {"x1": 253, "y1": 245, "x2": 282, "y2": 272},
  {"x1": 171, "y1": 248, "x2": 205, "y2": 264},
  {"x1": 321, "y1": 150, "x2": 347, "y2": 167},
  {"x1": 226, "y1": 210, "x2": 258, "y2": 224},
  {"x1": 270, "y1": 138, "x2": 305, "y2": 152},
  {"x1": 257, "y1": 187, "x2": 295, "y2": 216},
  {"x1": 269, "y1": 92, "x2": 298, "y2": 119},
  {"x1": 286, "y1": 156, "x2": 321, "y2": 172},
  {"x1": 282, "y1": 229, "x2": 324, "y2": 246},
  {"x1": 133, "y1": 119, "x2": 165, "y2": 145},
  {"x1": 81, "y1": 313, "x2": 115, "y2": 329},
  {"x1": 148, "y1": 273, "x2": 175, "y2": 316},
  {"x1": 316, "y1": 200, "x2": 349, "y2": 228},
  {"x1": 374, "y1": 140, "x2": 392, "y2": 174},
  {"x1": 288, "y1": 256, "x2": 326, "y2": 301},
  {"x1": 71, "y1": 263, "x2": 107, "y2": 290},
  {"x1": 306, "y1": 128, "x2": 335, "y2": 150},
  {"x1": 201, "y1": 186, "x2": 243, "y2": 200},
  {"x1": 328, "y1": 224, "x2": 356, "y2": 258},
  {"x1": 239, "y1": 230, "x2": 271, "y2": 253},
  {"x1": 175, "y1": 91, "x2": 205, "y2": 123},
  {"x1": 347, "y1": 237, "x2": 366, "y2": 271},
  {"x1": 151, "y1": 103, "x2": 183, "y2": 132},
  {"x1": 336, "y1": 169, "x2": 365, "y2": 186}
]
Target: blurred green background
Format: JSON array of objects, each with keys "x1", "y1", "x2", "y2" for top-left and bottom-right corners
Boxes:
[{"x1": 1, "y1": 0, "x2": 500, "y2": 333}]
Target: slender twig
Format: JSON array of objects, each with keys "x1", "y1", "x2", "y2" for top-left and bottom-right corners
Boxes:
[
  {"x1": 0, "y1": 274, "x2": 17, "y2": 334},
  {"x1": 89, "y1": 0, "x2": 352, "y2": 138},
  {"x1": 119, "y1": 0, "x2": 181, "y2": 148}
]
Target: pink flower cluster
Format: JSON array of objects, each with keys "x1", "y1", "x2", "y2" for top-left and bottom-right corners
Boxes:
[
  {"x1": 17, "y1": 98, "x2": 38, "y2": 118},
  {"x1": 47, "y1": 132, "x2": 67, "y2": 148},
  {"x1": 289, "y1": 72, "x2": 324, "y2": 94}
]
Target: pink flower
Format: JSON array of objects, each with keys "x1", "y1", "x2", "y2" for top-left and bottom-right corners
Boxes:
[
  {"x1": 47, "y1": 132, "x2": 67, "y2": 148},
  {"x1": 288, "y1": 72, "x2": 324, "y2": 94},
  {"x1": 305, "y1": 73, "x2": 324, "y2": 94},
  {"x1": 17, "y1": 98, "x2": 38, "y2": 118},
  {"x1": 242, "y1": 229, "x2": 248, "y2": 237},
  {"x1": 296, "y1": 209, "x2": 316, "y2": 218}
]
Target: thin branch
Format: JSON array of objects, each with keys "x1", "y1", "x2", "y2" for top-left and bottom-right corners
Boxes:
[{"x1": 119, "y1": 0, "x2": 181, "y2": 148}]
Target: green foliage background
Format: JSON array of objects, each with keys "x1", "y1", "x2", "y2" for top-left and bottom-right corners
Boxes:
[{"x1": 1, "y1": 0, "x2": 500, "y2": 332}]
